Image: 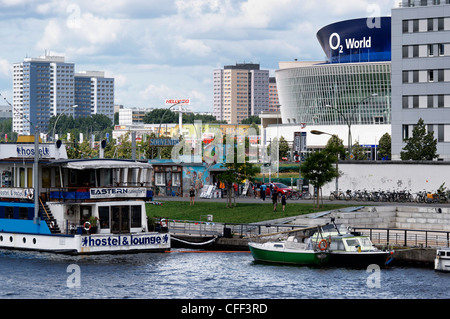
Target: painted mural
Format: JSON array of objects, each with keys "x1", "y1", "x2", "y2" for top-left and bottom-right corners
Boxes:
[{"x1": 182, "y1": 165, "x2": 211, "y2": 197}]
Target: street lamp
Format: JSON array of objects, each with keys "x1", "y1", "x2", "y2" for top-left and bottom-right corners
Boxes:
[
  {"x1": 326, "y1": 93, "x2": 378, "y2": 159},
  {"x1": 53, "y1": 105, "x2": 78, "y2": 141},
  {"x1": 158, "y1": 102, "x2": 181, "y2": 138}
]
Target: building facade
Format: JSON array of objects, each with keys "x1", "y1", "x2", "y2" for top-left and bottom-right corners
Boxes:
[
  {"x1": 391, "y1": 0, "x2": 450, "y2": 160},
  {"x1": 13, "y1": 55, "x2": 75, "y2": 135},
  {"x1": 75, "y1": 71, "x2": 115, "y2": 122},
  {"x1": 273, "y1": 17, "x2": 392, "y2": 156},
  {"x1": 12, "y1": 55, "x2": 114, "y2": 135},
  {"x1": 213, "y1": 63, "x2": 271, "y2": 124}
]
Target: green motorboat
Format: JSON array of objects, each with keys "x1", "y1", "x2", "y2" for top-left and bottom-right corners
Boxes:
[{"x1": 248, "y1": 226, "x2": 329, "y2": 266}]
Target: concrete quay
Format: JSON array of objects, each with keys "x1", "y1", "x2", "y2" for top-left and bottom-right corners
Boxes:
[{"x1": 169, "y1": 205, "x2": 449, "y2": 266}]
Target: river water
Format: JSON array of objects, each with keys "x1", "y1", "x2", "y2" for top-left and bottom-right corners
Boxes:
[{"x1": 0, "y1": 248, "x2": 448, "y2": 300}]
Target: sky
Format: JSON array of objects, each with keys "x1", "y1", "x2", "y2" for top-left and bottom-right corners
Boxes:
[{"x1": 0, "y1": 0, "x2": 397, "y2": 113}]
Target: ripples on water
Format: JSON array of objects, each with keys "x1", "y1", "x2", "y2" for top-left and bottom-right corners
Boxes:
[{"x1": 0, "y1": 249, "x2": 449, "y2": 300}]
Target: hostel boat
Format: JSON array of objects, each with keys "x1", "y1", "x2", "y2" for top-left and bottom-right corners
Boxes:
[
  {"x1": 248, "y1": 219, "x2": 393, "y2": 268},
  {"x1": 0, "y1": 138, "x2": 170, "y2": 254},
  {"x1": 435, "y1": 248, "x2": 450, "y2": 272}
]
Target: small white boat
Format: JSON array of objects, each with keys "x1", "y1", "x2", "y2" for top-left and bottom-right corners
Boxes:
[{"x1": 435, "y1": 248, "x2": 450, "y2": 272}]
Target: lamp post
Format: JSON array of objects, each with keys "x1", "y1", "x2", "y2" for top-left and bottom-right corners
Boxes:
[
  {"x1": 53, "y1": 105, "x2": 78, "y2": 141},
  {"x1": 326, "y1": 93, "x2": 377, "y2": 159},
  {"x1": 311, "y1": 129, "x2": 339, "y2": 192},
  {"x1": 158, "y1": 102, "x2": 181, "y2": 159},
  {"x1": 158, "y1": 102, "x2": 181, "y2": 138}
]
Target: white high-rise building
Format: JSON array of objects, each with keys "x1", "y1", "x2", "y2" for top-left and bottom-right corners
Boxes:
[
  {"x1": 12, "y1": 54, "x2": 115, "y2": 135},
  {"x1": 13, "y1": 54, "x2": 75, "y2": 135}
]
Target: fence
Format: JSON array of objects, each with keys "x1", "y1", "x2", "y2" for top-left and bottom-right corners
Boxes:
[
  {"x1": 354, "y1": 227, "x2": 450, "y2": 248},
  {"x1": 168, "y1": 220, "x2": 450, "y2": 249}
]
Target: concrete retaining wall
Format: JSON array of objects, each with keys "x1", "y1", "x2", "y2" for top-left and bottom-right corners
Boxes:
[
  {"x1": 291, "y1": 206, "x2": 450, "y2": 231},
  {"x1": 321, "y1": 161, "x2": 450, "y2": 196}
]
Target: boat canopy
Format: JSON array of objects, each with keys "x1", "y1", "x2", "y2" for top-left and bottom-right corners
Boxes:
[{"x1": 57, "y1": 160, "x2": 152, "y2": 170}]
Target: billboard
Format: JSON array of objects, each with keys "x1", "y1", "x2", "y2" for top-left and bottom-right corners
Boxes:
[{"x1": 316, "y1": 17, "x2": 391, "y2": 64}]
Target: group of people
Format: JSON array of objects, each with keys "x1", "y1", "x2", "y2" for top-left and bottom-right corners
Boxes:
[{"x1": 254, "y1": 182, "x2": 286, "y2": 212}]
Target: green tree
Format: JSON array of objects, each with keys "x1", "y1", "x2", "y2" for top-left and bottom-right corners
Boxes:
[
  {"x1": 241, "y1": 116, "x2": 261, "y2": 125},
  {"x1": 400, "y1": 118, "x2": 438, "y2": 161},
  {"x1": 219, "y1": 152, "x2": 259, "y2": 208},
  {"x1": 300, "y1": 151, "x2": 338, "y2": 209},
  {"x1": 351, "y1": 141, "x2": 368, "y2": 160},
  {"x1": 378, "y1": 133, "x2": 391, "y2": 160},
  {"x1": 324, "y1": 134, "x2": 345, "y2": 160},
  {"x1": 267, "y1": 136, "x2": 289, "y2": 159}
]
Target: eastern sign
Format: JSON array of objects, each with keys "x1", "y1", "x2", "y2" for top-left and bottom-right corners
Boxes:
[{"x1": 89, "y1": 188, "x2": 147, "y2": 199}]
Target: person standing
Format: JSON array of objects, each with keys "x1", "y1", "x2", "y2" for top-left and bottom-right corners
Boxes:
[
  {"x1": 189, "y1": 187, "x2": 195, "y2": 206},
  {"x1": 272, "y1": 191, "x2": 278, "y2": 212},
  {"x1": 281, "y1": 193, "x2": 286, "y2": 212},
  {"x1": 260, "y1": 183, "x2": 266, "y2": 201}
]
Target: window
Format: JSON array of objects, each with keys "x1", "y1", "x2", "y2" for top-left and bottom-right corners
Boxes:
[
  {"x1": 5, "y1": 207, "x2": 14, "y2": 219},
  {"x1": 131, "y1": 205, "x2": 142, "y2": 228},
  {"x1": 155, "y1": 172, "x2": 165, "y2": 186},
  {"x1": 19, "y1": 207, "x2": 28, "y2": 220},
  {"x1": 99, "y1": 206, "x2": 110, "y2": 229},
  {"x1": 172, "y1": 173, "x2": 181, "y2": 187}
]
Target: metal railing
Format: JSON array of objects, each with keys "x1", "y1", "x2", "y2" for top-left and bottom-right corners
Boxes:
[{"x1": 354, "y1": 227, "x2": 450, "y2": 248}]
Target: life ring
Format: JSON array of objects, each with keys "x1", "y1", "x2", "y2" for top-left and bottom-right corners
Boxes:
[
  {"x1": 50, "y1": 221, "x2": 55, "y2": 229},
  {"x1": 83, "y1": 222, "x2": 91, "y2": 231},
  {"x1": 26, "y1": 192, "x2": 33, "y2": 200},
  {"x1": 319, "y1": 239, "x2": 328, "y2": 251},
  {"x1": 160, "y1": 219, "x2": 168, "y2": 228}
]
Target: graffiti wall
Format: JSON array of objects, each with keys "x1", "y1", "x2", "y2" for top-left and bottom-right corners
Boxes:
[{"x1": 182, "y1": 165, "x2": 211, "y2": 197}]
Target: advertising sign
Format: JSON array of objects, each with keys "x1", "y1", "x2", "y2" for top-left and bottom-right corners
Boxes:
[
  {"x1": 165, "y1": 99, "x2": 190, "y2": 105},
  {"x1": 89, "y1": 188, "x2": 147, "y2": 199}
]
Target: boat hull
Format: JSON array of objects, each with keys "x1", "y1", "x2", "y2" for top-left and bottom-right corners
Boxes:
[
  {"x1": 328, "y1": 251, "x2": 392, "y2": 268},
  {"x1": 0, "y1": 231, "x2": 170, "y2": 254},
  {"x1": 248, "y1": 243, "x2": 328, "y2": 266}
]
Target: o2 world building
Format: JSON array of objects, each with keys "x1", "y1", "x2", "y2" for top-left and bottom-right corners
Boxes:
[{"x1": 268, "y1": 17, "x2": 392, "y2": 159}]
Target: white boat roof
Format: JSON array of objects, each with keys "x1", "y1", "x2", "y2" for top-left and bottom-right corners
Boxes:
[{"x1": 51, "y1": 159, "x2": 152, "y2": 170}]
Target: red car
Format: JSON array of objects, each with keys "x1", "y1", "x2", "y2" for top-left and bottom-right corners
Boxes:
[{"x1": 264, "y1": 183, "x2": 292, "y2": 197}]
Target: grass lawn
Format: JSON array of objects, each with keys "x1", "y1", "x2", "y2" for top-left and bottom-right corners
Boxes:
[{"x1": 146, "y1": 201, "x2": 354, "y2": 224}]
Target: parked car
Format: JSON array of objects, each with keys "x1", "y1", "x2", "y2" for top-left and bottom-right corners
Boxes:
[{"x1": 263, "y1": 183, "x2": 292, "y2": 197}]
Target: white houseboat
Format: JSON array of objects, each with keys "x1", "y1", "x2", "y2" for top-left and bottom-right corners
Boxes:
[
  {"x1": 0, "y1": 138, "x2": 170, "y2": 254},
  {"x1": 435, "y1": 248, "x2": 450, "y2": 272}
]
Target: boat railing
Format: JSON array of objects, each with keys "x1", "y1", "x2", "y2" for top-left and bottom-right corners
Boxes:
[
  {"x1": 353, "y1": 227, "x2": 450, "y2": 249},
  {"x1": 44, "y1": 186, "x2": 154, "y2": 202}
]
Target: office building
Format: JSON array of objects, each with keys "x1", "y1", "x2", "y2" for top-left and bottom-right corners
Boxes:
[
  {"x1": 12, "y1": 54, "x2": 115, "y2": 135},
  {"x1": 391, "y1": 0, "x2": 450, "y2": 160},
  {"x1": 213, "y1": 63, "x2": 270, "y2": 124},
  {"x1": 13, "y1": 54, "x2": 75, "y2": 135},
  {"x1": 75, "y1": 71, "x2": 115, "y2": 122}
]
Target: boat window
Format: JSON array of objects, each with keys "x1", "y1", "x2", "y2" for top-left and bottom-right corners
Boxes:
[
  {"x1": 447, "y1": 251, "x2": 450, "y2": 257},
  {"x1": 345, "y1": 239, "x2": 359, "y2": 247},
  {"x1": 360, "y1": 238, "x2": 372, "y2": 247},
  {"x1": 274, "y1": 244, "x2": 284, "y2": 248},
  {"x1": 131, "y1": 205, "x2": 142, "y2": 228},
  {"x1": 98, "y1": 207, "x2": 110, "y2": 229},
  {"x1": 19, "y1": 207, "x2": 28, "y2": 220},
  {"x1": 5, "y1": 207, "x2": 13, "y2": 219}
]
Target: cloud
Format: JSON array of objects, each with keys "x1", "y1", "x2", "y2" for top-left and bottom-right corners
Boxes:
[
  {"x1": 0, "y1": 58, "x2": 11, "y2": 78},
  {"x1": 0, "y1": 0, "x2": 399, "y2": 112}
]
